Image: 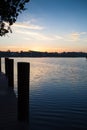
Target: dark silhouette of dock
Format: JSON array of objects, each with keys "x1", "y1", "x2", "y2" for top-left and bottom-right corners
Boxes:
[{"x1": 0, "y1": 58, "x2": 29, "y2": 130}]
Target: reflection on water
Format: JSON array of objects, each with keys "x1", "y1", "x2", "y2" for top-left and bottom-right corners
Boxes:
[{"x1": 1, "y1": 58, "x2": 87, "y2": 129}]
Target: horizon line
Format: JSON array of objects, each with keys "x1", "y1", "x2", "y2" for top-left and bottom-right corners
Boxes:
[{"x1": 0, "y1": 50, "x2": 87, "y2": 53}]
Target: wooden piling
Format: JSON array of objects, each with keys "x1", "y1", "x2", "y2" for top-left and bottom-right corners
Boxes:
[
  {"x1": 5, "y1": 57, "x2": 9, "y2": 76},
  {"x1": 0, "y1": 58, "x2": 1, "y2": 72},
  {"x1": 17, "y1": 62, "x2": 30, "y2": 123},
  {"x1": 7, "y1": 59, "x2": 14, "y2": 89}
]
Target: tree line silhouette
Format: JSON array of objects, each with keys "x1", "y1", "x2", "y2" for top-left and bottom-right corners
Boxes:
[{"x1": 0, "y1": 50, "x2": 87, "y2": 57}]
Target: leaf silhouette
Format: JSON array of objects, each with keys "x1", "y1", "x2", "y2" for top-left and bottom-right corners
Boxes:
[{"x1": 0, "y1": 0, "x2": 30, "y2": 36}]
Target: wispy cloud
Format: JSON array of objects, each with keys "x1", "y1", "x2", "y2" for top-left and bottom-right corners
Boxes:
[
  {"x1": 71, "y1": 32, "x2": 87, "y2": 41},
  {"x1": 15, "y1": 28, "x2": 64, "y2": 41},
  {"x1": 63, "y1": 32, "x2": 87, "y2": 42},
  {"x1": 23, "y1": 37, "x2": 31, "y2": 41},
  {"x1": 79, "y1": 32, "x2": 87, "y2": 35},
  {"x1": 12, "y1": 20, "x2": 65, "y2": 41},
  {"x1": 71, "y1": 32, "x2": 80, "y2": 41},
  {"x1": 15, "y1": 30, "x2": 53, "y2": 40},
  {"x1": 12, "y1": 22, "x2": 87, "y2": 43},
  {"x1": 13, "y1": 22, "x2": 44, "y2": 30},
  {"x1": 54, "y1": 35, "x2": 63, "y2": 40}
]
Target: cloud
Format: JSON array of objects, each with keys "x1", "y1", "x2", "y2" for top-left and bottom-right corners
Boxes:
[
  {"x1": 80, "y1": 32, "x2": 87, "y2": 35},
  {"x1": 15, "y1": 29, "x2": 64, "y2": 41},
  {"x1": 54, "y1": 35, "x2": 63, "y2": 40},
  {"x1": 13, "y1": 22, "x2": 44, "y2": 30},
  {"x1": 12, "y1": 21, "x2": 64, "y2": 41},
  {"x1": 59, "y1": 31, "x2": 87, "y2": 42},
  {"x1": 23, "y1": 37, "x2": 31, "y2": 41},
  {"x1": 12, "y1": 22, "x2": 87, "y2": 43},
  {"x1": 71, "y1": 32, "x2": 87, "y2": 41},
  {"x1": 15, "y1": 29, "x2": 53, "y2": 40},
  {"x1": 71, "y1": 32, "x2": 80, "y2": 41}
]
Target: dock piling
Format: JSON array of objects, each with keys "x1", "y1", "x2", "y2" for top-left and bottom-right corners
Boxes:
[
  {"x1": 17, "y1": 62, "x2": 30, "y2": 123},
  {"x1": 5, "y1": 57, "x2": 9, "y2": 76},
  {"x1": 7, "y1": 59, "x2": 14, "y2": 89},
  {"x1": 0, "y1": 58, "x2": 1, "y2": 72}
]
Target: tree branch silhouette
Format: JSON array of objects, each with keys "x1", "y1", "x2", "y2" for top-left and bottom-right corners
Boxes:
[{"x1": 0, "y1": 0, "x2": 30, "y2": 36}]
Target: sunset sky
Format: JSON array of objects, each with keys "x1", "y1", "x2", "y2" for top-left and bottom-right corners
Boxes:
[{"x1": 0, "y1": 0, "x2": 87, "y2": 52}]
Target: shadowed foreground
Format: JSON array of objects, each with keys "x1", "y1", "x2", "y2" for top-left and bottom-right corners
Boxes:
[{"x1": 0, "y1": 72, "x2": 29, "y2": 130}]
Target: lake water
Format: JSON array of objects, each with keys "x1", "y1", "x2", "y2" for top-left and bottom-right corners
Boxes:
[{"x1": 2, "y1": 58, "x2": 87, "y2": 129}]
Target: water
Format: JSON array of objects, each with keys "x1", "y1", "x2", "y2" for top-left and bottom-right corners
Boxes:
[{"x1": 2, "y1": 58, "x2": 87, "y2": 129}]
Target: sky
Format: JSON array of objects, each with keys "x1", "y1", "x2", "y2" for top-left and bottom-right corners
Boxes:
[{"x1": 0, "y1": 0, "x2": 87, "y2": 52}]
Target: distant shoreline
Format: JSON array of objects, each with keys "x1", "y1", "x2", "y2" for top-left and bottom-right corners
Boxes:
[
  {"x1": 0, "y1": 51, "x2": 87, "y2": 58},
  {"x1": 0, "y1": 56, "x2": 87, "y2": 58}
]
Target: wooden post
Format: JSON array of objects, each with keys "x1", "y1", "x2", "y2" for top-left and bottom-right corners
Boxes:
[
  {"x1": 17, "y1": 62, "x2": 30, "y2": 123},
  {"x1": 5, "y1": 57, "x2": 9, "y2": 76},
  {"x1": 0, "y1": 58, "x2": 1, "y2": 72},
  {"x1": 7, "y1": 59, "x2": 14, "y2": 89}
]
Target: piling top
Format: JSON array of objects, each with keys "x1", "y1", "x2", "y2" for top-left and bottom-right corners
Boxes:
[{"x1": 18, "y1": 62, "x2": 30, "y2": 65}]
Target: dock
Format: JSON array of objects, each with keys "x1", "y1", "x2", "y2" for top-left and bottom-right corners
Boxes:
[{"x1": 0, "y1": 58, "x2": 29, "y2": 130}]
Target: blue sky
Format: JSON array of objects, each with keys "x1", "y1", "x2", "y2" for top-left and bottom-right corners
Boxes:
[{"x1": 0, "y1": 0, "x2": 87, "y2": 52}]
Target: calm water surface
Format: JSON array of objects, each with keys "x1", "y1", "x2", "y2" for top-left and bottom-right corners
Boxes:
[{"x1": 2, "y1": 58, "x2": 87, "y2": 129}]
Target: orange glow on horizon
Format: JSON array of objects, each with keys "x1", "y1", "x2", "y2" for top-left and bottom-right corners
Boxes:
[
  {"x1": 0, "y1": 47, "x2": 68, "y2": 53},
  {"x1": 0, "y1": 46, "x2": 87, "y2": 53}
]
